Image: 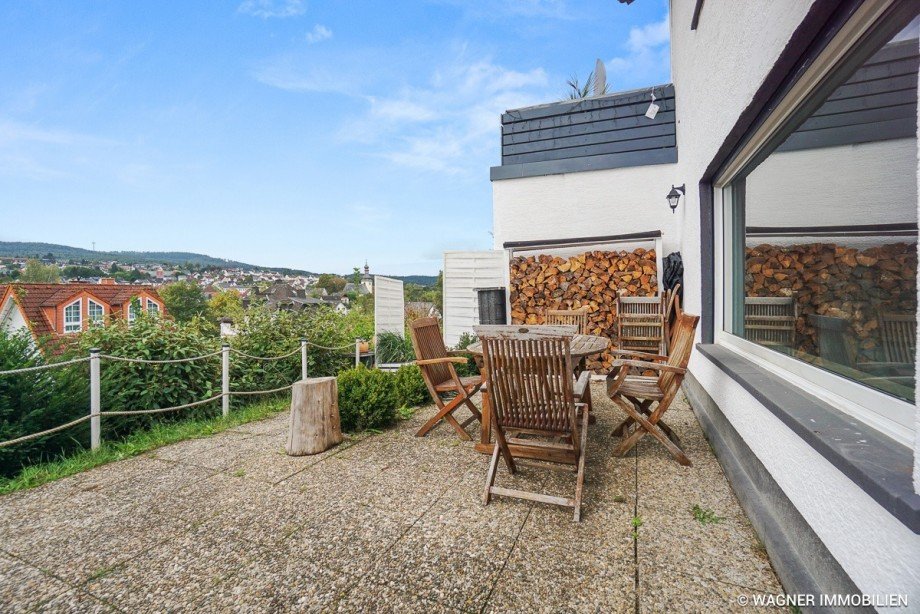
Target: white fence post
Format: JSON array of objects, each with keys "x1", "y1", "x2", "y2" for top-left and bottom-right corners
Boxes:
[
  {"x1": 90, "y1": 348, "x2": 101, "y2": 451},
  {"x1": 222, "y1": 344, "x2": 230, "y2": 417},
  {"x1": 301, "y1": 338, "x2": 308, "y2": 379},
  {"x1": 355, "y1": 339, "x2": 361, "y2": 368}
]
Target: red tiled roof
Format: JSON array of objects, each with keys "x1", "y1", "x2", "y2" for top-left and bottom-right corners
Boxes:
[{"x1": 1, "y1": 283, "x2": 164, "y2": 341}]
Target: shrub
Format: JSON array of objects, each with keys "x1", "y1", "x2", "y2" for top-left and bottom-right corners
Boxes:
[
  {"x1": 376, "y1": 331, "x2": 415, "y2": 364},
  {"x1": 72, "y1": 314, "x2": 221, "y2": 437},
  {"x1": 0, "y1": 329, "x2": 90, "y2": 478},
  {"x1": 452, "y1": 332, "x2": 480, "y2": 377},
  {"x1": 336, "y1": 365, "x2": 397, "y2": 432},
  {"x1": 392, "y1": 364, "x2": 428, "y2": 408}
]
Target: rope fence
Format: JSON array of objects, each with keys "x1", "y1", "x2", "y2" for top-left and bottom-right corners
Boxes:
[
  {"x1": 0, "y1": 336, "x2": 369, "y2": 450},
  {"x1": 0, "y1": 356, "x2": 91, "y2": 376}
]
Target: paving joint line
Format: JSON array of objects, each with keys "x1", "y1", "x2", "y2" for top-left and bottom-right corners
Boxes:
[
  {"x1": 633, "y1": 442, "x2": 640, "y2": 614},
  {"x1": 477, "y1": 474, "x2": 546, "y2": 614}
]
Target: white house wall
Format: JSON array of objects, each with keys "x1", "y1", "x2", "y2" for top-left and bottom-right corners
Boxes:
[
  {"x1": 0, "y1": 297, "x2": 28, "y2": 336},
  {"x1": 669, "y1": 0, "x2": 920, "y2": 599},
  {"x1": 443, "y1": 251, "x2": 507, "y2": 347},
  {"x1": 491, "y1": 163, "x2": 680, "y2": 254},
  {"x1": 373, "y1": 276, "x2": 404, "y2": 339}
]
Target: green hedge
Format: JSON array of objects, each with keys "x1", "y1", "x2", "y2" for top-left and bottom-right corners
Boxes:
[
  {"x1": 336, "y1": 364, "x2": 429, "y2": 432},
  {"x1": 1, "y1": 303, "x2": 376, "y2": 477}
]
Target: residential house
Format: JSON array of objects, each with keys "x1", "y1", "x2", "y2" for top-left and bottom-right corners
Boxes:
[
  {"x1": 0, "y1": 283, "x2": 165, "y2": 344},
  {"x1": 444, "y1": 0, "x2": 920, "y2": 602}
]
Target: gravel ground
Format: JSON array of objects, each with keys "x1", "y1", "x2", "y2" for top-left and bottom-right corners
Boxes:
[{"x1": 0, "y1": 384, "x2": 783, "y2": 612}]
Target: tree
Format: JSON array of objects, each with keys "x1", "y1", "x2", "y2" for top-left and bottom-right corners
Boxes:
[
  {"x1": 159, "y1": 281, "x2": 208, "y2": 323},
  {"x1": 316, "y1": 274, "x2": 346, "y2": 294},
  {"x1": 109, "y1": 262, "x2": 120, "y2": 274},
  {"x1": 352, "y1": 267, "x2": 361, "y2": 287},
  {"x1": 20, "y1": 259, "x2": 60, "y2": 283},
  {"x1": 208, "y1": 290, "x2": 244, "y2": 322},
  {"x1": 62, "y1": 266, "x2": 105, "y2": 280}
]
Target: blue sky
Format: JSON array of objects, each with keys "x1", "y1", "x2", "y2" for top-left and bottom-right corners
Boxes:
[{"x1": 0, "y1": 0, "x2": 670, "y2": 275}]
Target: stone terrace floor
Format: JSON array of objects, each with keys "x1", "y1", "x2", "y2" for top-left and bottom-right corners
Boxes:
[{"x1": 0, "y1": 384, "x2": 783, "y2": 613}]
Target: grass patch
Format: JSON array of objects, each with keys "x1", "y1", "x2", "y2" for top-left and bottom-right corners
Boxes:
[
  {"x1": 691, "y1": 504, "x2": 724, "y2": 525},
  {"x1": 0, "y1": 397, "x2": 289, "y2": 496},
  {"x1": 631, "y1": 514, "x2": 643, "y2": 538}
]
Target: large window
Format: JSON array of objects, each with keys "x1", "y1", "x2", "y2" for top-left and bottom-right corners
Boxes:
[
  {"x1": 88, "y1": 299, "x2": 105, "y2": 327},
  {"x1": 64, "y1": 300, "x2": 81, "y2": 333},
  {"x1": 722, "y1": 13, "x2": 919, "y2": 407}
]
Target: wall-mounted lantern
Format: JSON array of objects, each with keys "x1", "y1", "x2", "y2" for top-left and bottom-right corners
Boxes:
[{"x1": 666, "y1": 184, "x2": 686, "y2": 213}]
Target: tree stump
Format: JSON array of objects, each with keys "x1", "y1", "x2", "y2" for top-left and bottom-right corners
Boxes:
[{"x1": 286, "y1": 377, "x2": 343, "y2": 456}]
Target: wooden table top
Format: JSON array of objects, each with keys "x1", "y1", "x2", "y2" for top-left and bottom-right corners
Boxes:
[{"x1": 466, "y1": 333, "x2": 609, "y2": 358}]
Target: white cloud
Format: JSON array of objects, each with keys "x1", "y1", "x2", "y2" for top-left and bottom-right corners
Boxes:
[
  {"x1": 238, "y1": 0, "x2": 305, "y2": 19},
  {"x1": 305, "y1": 24, "x2": 332, "y2": 44},
  {"x1": 357, "y1": 59, "x2": 549, "y2": 174},
  {"x1": 606, "y1": 15, "x2": 671, "y2": 86},
  {"x1": 252, "y1": 41, "x2": 552, "y2": 175}
]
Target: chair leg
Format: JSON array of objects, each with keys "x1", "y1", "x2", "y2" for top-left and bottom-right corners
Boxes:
[
  {"x1": 573, "y1": 406, "x2": 590, "y2": 522},
  {"x1": 483, "y1": 443, "x2": 501, "y2": 505},
  {"x1": 416, "y1": 394, "x2": 465, "y2": 438},
  {"x1": 613, "y1": 397, "x2": 691, "y2": 466},
  {"x1": 492, "y1": 412, "x2": 516, "y2": 474}
]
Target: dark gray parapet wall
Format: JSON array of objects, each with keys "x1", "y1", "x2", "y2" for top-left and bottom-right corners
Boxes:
[{"x1": 490, "y1": 84, "x2": 678, "y2": 181}]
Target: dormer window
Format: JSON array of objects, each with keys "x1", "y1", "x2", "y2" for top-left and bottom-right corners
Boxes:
[
  {"x1": 88, "y1": 299, "x2": 105, "y2": 327},
  {"x1": 146, "y1": 299, "x2": 159, "y2": 316},
  {"x1": 64, "y1": 299, "x2": 81, "y2": 333}
]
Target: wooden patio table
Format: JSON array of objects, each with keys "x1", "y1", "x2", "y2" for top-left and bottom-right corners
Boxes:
[{"x1": 465, "y1": 333, "x2": 609, "y2": 459}]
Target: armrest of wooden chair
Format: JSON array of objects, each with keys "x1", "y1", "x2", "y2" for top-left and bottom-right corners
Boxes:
[
  {"x1": 415, "y1": 356, "x2": 469, "y2": 366},
  {"x1": 610, "y1": 359, "x2": 687, "y2": 374},
  {"x1": 573, "y1": 370, "x2": 591, "y2": 401},
  {"x1": 610, "y1": 349, "x2": 669, "y2": 362}
]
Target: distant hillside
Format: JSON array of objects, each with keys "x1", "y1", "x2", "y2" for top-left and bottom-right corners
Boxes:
[
  {"x1": 389, "y1": 275, "x2": 438, "y2": 286},
  {"x1": 0, "y1": 242, "x2": 436, "y2": 282},
  {"x1": 0, "y1": 242, "x2": 260, "y2": 269}
]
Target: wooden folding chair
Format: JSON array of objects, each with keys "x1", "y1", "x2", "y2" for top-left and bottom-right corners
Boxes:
[
  {"x1": 545, "y1": 306, "x2": 590, "y2": 334},
  {"x1": 475, "y1": 325, "x2": 591, "y2": 522},
  {"x1": 409, "y1": 317, "x2": 482, "y2": 440},
  {"x1": 607, "y1": 312, "x2": 700, "y2": 466},
  {"x1": 616, "y1": 291, "x2": 666, "y2": 355}
]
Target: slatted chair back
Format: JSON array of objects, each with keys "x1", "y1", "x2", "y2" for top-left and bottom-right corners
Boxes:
[
  {"x1": 480, "y1": 334, "x2": 576, "y2": 435},
  {"x1": 880, "y1": 313, "x2": 916, "y2": 364},
  {"x1": 659, "y1": 312, "x2": 699, "y2": 392},
  {"x1": 546, "y1": 307, "x2": 590, "y2": 334},
  {"x1": 744, "y1": 296, "x2": 797, "y2": 347},
  {"x1": 409, "y1": 317, "x2": 453, "y2": 389},
  {"x1": 616, "y1": 292, "x2": 666, "y2": 354}
]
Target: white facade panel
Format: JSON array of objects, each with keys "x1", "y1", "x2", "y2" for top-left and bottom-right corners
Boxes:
[
  {"x1": 373, "y1": 275, "x2": 404, "y2": 339},
  {"x1": 492, "y1": 163, "x2": 680, "y2": 254},
  {"x1": 443, "y1": 250, "x2": 507, "y2": 347}
]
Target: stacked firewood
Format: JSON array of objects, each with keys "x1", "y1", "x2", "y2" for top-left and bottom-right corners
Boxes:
[
  {"x1": 745, "y1": 242, "x2": 917, "y2": 359},
  {"x1": 509, "y1": 249, "x2": 658, "y2": 372}
]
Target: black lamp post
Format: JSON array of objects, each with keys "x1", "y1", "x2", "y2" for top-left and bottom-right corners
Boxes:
[{"x1": 666, "y1": 184, "x2": 685, "y2": 213}]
